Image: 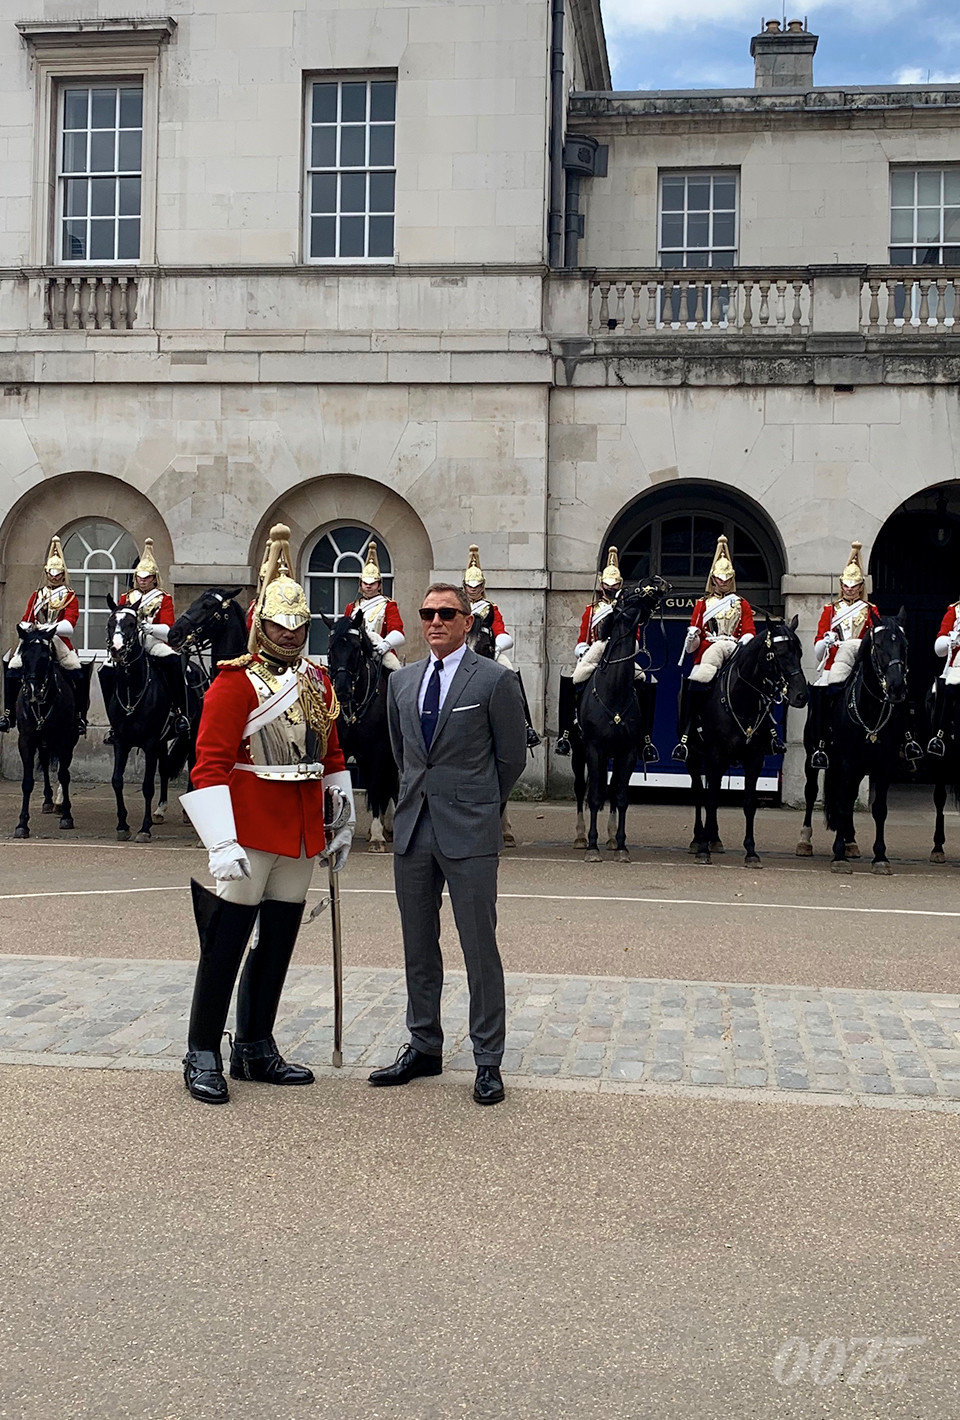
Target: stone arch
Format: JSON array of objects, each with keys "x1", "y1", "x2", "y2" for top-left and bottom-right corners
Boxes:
[
  {"x1": 250, "y1": 475, "x2": 433, "y2": 635},
  {"x1": 0, "y1": 471, "x2": 173, "y2": 650}
]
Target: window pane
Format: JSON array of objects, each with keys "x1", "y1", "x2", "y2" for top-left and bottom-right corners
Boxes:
[
  {"x1": 340, "y1": 171, "x2": 366, "y2": 212},
  {"x1": 368, "y1": 215, "x2": 394, "y2": 258},
  {"x1": 312, "y1": 82, "x2": 337, "y2": 123},
  {"x1": 660, "y1": 250, "x2": 684, "y2": 268},
  {"x1": 890, "y1": 169, "x2": 915, "y2": 206},
  {"x1": 712, "y1": 212, "x2": 736, "y2": 246},
  {"x1": 310, "y1": 215, "x2": 336, "y2": 258},
  {"x1": 311, "y1": 172, "x2": 336, "y2": 213},
  {"x1": 332, "y1": 526, "x2": 371, "y2": 554},
  {"x1": 661, "y1": 179, "x2": 684, "y2": 211},
  {"x1": 90, "y1": 177, "x2": 115, "y2": 217},
  {"x1": 687, "y1": 213, "x2": 709, "y2": 247},
  {"x1": 339, "y1": 215, "x2": 365, "y2": 257},
  {"x1": 63, "y1": 89, "x2": 88, "y2": 129},
  {"x1": 890, "y1": 208, "x2": 914, "y2": 242},
  {"x1": 117, "y1": 219, "x2": 140, "y2": 260},
  {"x1": 711, "y1": 250, "x2": 736, "y2": 268},
  {"x1": 63, "y1": 221, "x2": 87, "y2": 260},
  {"x1": 945, "y1": 170, "x2": 960, "y2": 204},
  {"x1": 90, "y1": 131, "x2": 115, "y2": 172},
  {"x1": 118, "y1": 176, "x2": 140, "y2": 216},
  {"x1": 63, "y1": 131, "x2": 87, "y2": 172},
  {"x1": 311, "y1": 126, "x2": 337, "y2": 168},
  {"x1": 713, "y1": 178, "x2": 736, "y2": 209},
  {"x1": 687, "y1": 179, "x2": 710, "y2": 210},
  {"x1": 65, "y1": 178, "x2": 88, "y2": 217},
  {"x1": 339, "y1": 126, "x2": 366, "y2": 167},
  {"x1": 946, "y1": 246, "x2": 960, "y2": 264},
  {"x1": 119, "y1": 87, "x2": 143, "y2": 129},
  {"x1": 661, "y1": 555, "x2": 688, "y2": 577},
  {"x1": 369, "y1": 171, "x2": 394, "y2": 212},
  {"x1": 118, "y1": 129, "x2": 141, "y2": 172},
  {"x1": 90, "y1": 88, "x2": 116, "y2": 129},
  {"x1": 661, "y1": 517, "x2": 690, "y2": 555},
  {"x1": 686, "y1": 249, "x2": 709, "y2": 269},
  {"x1": 370, "y1": 81, "x2": 396, "y2": 121},
  {"x1": 919, "y1": 246, "x2": 942, "y2": 265},
  {"x1": 341, "y1": 82, "x2": 367, "y2": 123},
  {"x1": 945, "y1": 208, "x2": 960, "y2": 242},
  {"x1": 917, "y1": 170, "x2": 941, "y2": 204},
  {"x1": 369, "y1": 125, "x2": 394, "y2": 167},
  {"x1": 917, "y1": 207, "x2": 941, "y2": 242},
  {"x1": 660, "y1": 212, "x2": 683, "y2": 247},
  {"x1": 89, "y1": 218, "x2": 115, "y2": 260}
]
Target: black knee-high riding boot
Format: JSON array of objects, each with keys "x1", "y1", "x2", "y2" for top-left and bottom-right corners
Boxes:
[
  {"x1": 64, "y1": 667, "x2": 88, "y2": 735},
  {"x1": 0, "y1": 664, "x2": 21, "y2": 732},
  {"x1": 634, "y1": 677, "x2": 659, "y2": 763},
  {"x1": 672, "y1": 679, "x2": 710, "y2": 763},
  {"x1": 230, "y1": 898, "x2": 314, "y2": 1085},
  {"x1": 928, "y1": 679, "x2": 949, "y2": 757},
  {"x1": 555, "y1": 672, "x2": 575, "y2": 756},
  {"x1": 155, "y1": 655, "x2": 191, "y2": 737},
  {"x1": 183, "y1": 880, "x2": 259, "y2": 1104}
]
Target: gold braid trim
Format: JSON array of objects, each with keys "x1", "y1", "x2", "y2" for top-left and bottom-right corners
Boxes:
[
  {"x1": 217, "y1": 654, "x2": 254, "y2": 670},
  {"x1": 298, "y1": 665, "x2": 339, "y2": 758}
]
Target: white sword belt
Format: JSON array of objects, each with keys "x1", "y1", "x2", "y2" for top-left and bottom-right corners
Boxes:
[{"x1": 233, "y1": 762, "x2": 324, "y2": 781}]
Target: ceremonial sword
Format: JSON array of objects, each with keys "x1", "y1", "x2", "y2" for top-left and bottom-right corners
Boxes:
[{"x1": 307, "y1": 783, "x2": 352, "y2": 1067}]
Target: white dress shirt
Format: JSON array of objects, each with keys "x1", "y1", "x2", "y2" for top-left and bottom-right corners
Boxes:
[{"x1": 417, "y1": 642, "x2": 468, "y2": 714}]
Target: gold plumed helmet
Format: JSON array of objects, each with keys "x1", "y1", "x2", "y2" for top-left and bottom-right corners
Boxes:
[
  {"x1": 599, "y1": 545, "x2": 622, "y2": 590},
  {"x1": 249, "y1": 523, "x2": 310, "y2": 658},
  {"x1": 706, "y1": 535, "x2": 736, "y2": 593},
  {"x1": 256, "y1": 535, "x2": 273, "y2": 598},
  {"x1": 463, "y1": 544, "x2": 485, "y2": 590},
  {"x1": 134, "y1": 538, "x2": 163, "y2": 588},
  {"x1": 360, "y1": 540, "x2": 382, "y2": 584},
  {"x1": 43, "y1": 534, "x2": 68, "y2": 581},
  {"x1": 840, "y1": 540, "x2": 865, "y2": 590}
]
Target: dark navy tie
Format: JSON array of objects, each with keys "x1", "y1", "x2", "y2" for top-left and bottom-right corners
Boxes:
[{"x1": 420, "y1": 658, "x2": 443, "y2": 748}]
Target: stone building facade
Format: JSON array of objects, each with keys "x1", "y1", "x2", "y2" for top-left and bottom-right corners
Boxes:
[{"x1": 1, "y1": 5, "x2": 959, "y2": 801}]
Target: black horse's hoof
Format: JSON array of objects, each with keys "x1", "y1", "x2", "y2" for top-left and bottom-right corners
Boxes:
[
  {"x1": 931, "y1": 850, "x2": 947, "y2": 864},
  {"x1": 14, "y1": 826, "x2": 28, "y2": 839},
  {"x1": 116, "y1": 828, "x2": 130, "y2": 842},
  {"x1": 745, "y1": 855, "x2": 762, "y2": 868},
  {"x1": 844, "y1": 843, "x2": 860, "y2": 860},
  {"x1": 711, "y1": 840, "x2": 725, "y2": 854},
  {"x1": 41, "y1": 802, "x2": 55, "y2": 815},
  {"x1": 872, "y1": 860, "x2": 893, "y2": 876},
  {"x1": 135, "y1": 831, "x2": 152, "y2": 844},
  {"x1": 830, "y1": 859, "x2": 853, "y2": 874},
  {"x1": 584, "y1": 848, "x2": 602, "y2": 863},
  {"x1": 695, "y1": 852, "x2": 711, "y2": 866},
  {"x1": 615, "y1": 848, "x2": 630, "y2": 863},
  {"x1": 59, "y1": 818, "x2": 74, "y2": 831}
]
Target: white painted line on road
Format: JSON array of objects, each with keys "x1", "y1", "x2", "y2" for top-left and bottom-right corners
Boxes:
[{"x1": 4, "y1": 882, "x2": 960, "y2": 923}]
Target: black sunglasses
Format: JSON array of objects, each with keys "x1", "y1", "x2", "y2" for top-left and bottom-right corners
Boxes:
[{"x1": 418, "y1": 606, "x2": 464, "y2": 623}]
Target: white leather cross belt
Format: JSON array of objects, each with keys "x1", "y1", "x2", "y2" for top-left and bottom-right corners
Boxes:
[{"x1": 233, "y1": 761, "x2": 323, "y2": 781}]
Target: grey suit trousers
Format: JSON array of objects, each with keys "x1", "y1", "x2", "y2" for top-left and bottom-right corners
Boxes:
[{"x1": 394, "y1": 806, "x2": 504, "y2": 1066}]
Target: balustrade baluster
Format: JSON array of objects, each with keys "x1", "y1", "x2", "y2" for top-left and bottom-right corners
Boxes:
[
  {"x1": 758, "y1": 279, "x2": 771, "y2": 327},
  {"x1": 950, "y1": 276, "x2": 960, "y2": 334},
  {"x1": 662, "y1": 278, "x2": 675, "y2": 328},
  {"x1": 614, "y1": 281, "x2": 627, "y2": 330},
  {"x1": 935, "y1": 277, "x2": 947, "y2": 330},
  {"x1": 645, "y1": 280, "x2": 657, "y2": 330},
  {"x1": 742, "y1": 280, "x2": 754, "y2": 330},
  {"x1": 866, "y1": 278, "x2": 880, "y2": 335},
  {"x1": 918, "y1": 277, "x2": 931, "y2": 327},
  {"x1": 597, "y1": 281, "x2": 610, "y2": 331},
  {"x1": 774, "y1": 278, "x2": 786, "y2": 329},
  {"x1": 629, "y1": 281, "x2": 642, "y2": 331},
  {"x1": 693, "y1": 280, "x2": 706, "y2": 329}
]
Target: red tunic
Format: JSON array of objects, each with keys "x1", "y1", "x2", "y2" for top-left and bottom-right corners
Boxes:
[
  {"x1": 577, "y1": 601, "x2": 640, "y2": 647},
  {"x1": 937, "y1": 604, "x2": 960, "y2": 669},
  {"x1": 119, "y1": 590, "x2": 175, "y2": 627},
  {"x1": 815, "y1": 601, "x2": 878, "y2": 670},
  {"x1": 344, "y1": 598, "x2": 404, "y2": 636},
  {"x1": 191, "y1": 657, "x2": 346, "y2": 859},
  {"x1": 688, "y1": 597, "x2": 756, "y2": 665},
  {"x1": 24, "y1": 589, "x2": 79, "y2": 652}
]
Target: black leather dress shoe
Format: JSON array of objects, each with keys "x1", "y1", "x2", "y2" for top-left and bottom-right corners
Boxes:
[
  {"x1": 473, "y1": 1065, "x2": 505, "y2": 1106},
  {"x1": 369, "y1": 1044, "x2": 442, "y2": 1086},
  {"x1": 229, "y1": 1035, "x2": 314, "y2": 1085},
  {"x1": 183, "y1": 1048, "x2": 229, "y2": 1104}
]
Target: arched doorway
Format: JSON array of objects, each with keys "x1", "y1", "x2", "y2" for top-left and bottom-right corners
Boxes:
[
  {"x1": 870, "y1": 481, "x2": 960, "y2": 779},
  {"x1": 606, "y1": 481, "x2": 787, "y2": 787}
]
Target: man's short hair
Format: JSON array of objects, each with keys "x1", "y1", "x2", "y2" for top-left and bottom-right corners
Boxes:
[{"x1": 423, "y1": 582, "x2": 471, "y2": 615}]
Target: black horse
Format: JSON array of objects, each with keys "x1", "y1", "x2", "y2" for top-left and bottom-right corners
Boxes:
[
  {"x1": 10, "y1": 627, "x2": 85, "y2": 838},
  {"x1": 576, "y1": 579, "x2": 668, "y2": 862},
  {"x1": 817, "y1": 616, "x2": 912, "y2": 875},
  {"x1": 687, "y1": 617, "x2": 807, "y2": 867},
  {"x1": 326, "y1": 609, "x2": 398, "y2": 853},
  {"x1": 466, "y1": 604, "x2": 497, "y2": 660},
  {"x1": 167, "y1": 586, "x2": 246, "y2": 793},
  {"x1": 99, "y1": 598, "x2": 190, "y2": 842}
]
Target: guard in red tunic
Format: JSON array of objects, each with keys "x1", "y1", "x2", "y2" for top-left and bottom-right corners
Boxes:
[
  {"x1": 107, "y1": 539, "x2": 190, "y2": 739},
  {"x1": 343, "y1": 540, "x2": 405, "y2": 672},
  {"x1": 927, "y1": 595, "x2": 960, "y2": 756},
  {"x1": 0, "y1": 535, "x2": 88, "y2": 734},
  {"x1": 179, "y1": 523, "x2": 354, "y2": 1105},
  {"x1": 463, "y1": 543, "x2": 540, "y2": 748},
  {"x1": 807, "y1": 542, "x2": 878, "y2": 768},
  {"x1": 673, "y1": 535, "x2": 759, "y2": 762}
]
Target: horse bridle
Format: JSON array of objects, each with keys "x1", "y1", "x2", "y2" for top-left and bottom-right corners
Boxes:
[
  {"x1": 21, "y1": 646, "x2": 57, "y2": 730},
  {"x1": 332, "y1": 636, "x2": 378, "y2": 728},
  {"x1": 109, "y1": 613, "x2": 154, "y2": 716},
  {"x1": 847, "y1": 626, "x2": 904, "y2": 741},
  {"x1": 721, "y1": 628, "x2": 799, "y2": 744}
]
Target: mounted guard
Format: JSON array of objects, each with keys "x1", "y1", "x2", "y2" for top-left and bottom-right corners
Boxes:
[
  {"x1": 343, "y1": 540, "x2": 405, "y2": 673},
  {"x1": 179, "y1": 524, "x2": 355, "y2": 1105},
  {"x1": 673, "y1": 535, "x2": 758, "y2": 763},
  {"x1": 107, "y1": 539, "x2": 190, "y2": 739},
  {"x1": 0, "y1": 535, "x2": 88, "y2": 736},
  {"x1": 926, "y1": 591, "x2": 960, "y2": 757},
  {"x1": 463, "y1": 543, "x2": 540, "y2": 749}
]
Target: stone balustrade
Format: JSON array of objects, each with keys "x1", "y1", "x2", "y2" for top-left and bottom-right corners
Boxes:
[
  {"x1": 590, "y1": 269, "x2": 812, "y2": 336},
  {"x1": 861, "y1": 268, "x2": 960, "y2": 334},
  {"x1": 43, "y1": 271, "x2": 139, "y2": 331}
]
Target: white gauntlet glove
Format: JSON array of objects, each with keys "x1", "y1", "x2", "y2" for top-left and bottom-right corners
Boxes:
[
  {"x1": 683, "y1": 628, "x2": 701, "y2": 655},
  {"x1": 575, "y1": 642, "x2": 588, "y2": 660},
  {"x1": 208, "y1": 841, "x2": 251, "y2": 881},
  {"x1": 368, "y1": 631, "x2": 389, "y2": 658},
  {"x1": 179, "y1": 783, "x2": 251, "y2": 881},
  {"x1": 823, "y1": 630, "x2": 839, "y2": 648},
  {"x1": 320, "y1": 769, "x2": 356, "y2": 874}
]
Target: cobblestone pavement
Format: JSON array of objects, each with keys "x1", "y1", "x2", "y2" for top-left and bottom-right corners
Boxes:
[{"x1": 4, "y1": 951, "x2": 960, "y2": 1110}]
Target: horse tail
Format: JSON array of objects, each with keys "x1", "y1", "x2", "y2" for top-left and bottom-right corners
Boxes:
[
  {"x1": 822, "y1": 764, "x2": 841, "y2": 832},
  {"x1": 165, "y1": 735, "x2": 191, "y2": 781}
]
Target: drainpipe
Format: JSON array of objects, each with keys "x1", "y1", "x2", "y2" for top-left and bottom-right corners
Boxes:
[{"x1": 547, "y1": 0, "x2": 565, "y2": 268}]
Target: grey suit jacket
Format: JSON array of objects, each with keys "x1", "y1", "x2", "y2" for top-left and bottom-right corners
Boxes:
[{"x1": 387, "y1": 648, "x2": 527, "y2": 858}]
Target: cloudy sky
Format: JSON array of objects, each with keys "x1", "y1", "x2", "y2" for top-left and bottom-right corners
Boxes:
[{"x1": 600, "y1": 0, "x2": 960, "y2": 91}]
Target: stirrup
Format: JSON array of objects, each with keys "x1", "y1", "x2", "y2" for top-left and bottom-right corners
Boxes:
[
  {"x1": 811, "y1": 745, "x2": 829, "y2": 769},
  {"x1": 526, "y1": 726, "x2": 542, "y2": 749},
  {"x1": 927, "y1": 735, "x2": 947, "y2": 758},
  {"x1": 554, "y1": 733, "x2": 571, "y2": 758},
  {"x1": 671, "y1": 739, "x2": 689, "y2": 764},
  {"x1": 103, "y1": 729, "x2": 115, "y2": 745},
  {"x1": 641, "y1": 738, "x2": 658, "y2": 764},
  {"x1": 770, "y1": 735, "x2": 786, "y2": 755},
  {"x1": 903, "y1": 738, "x2": 924, "y2": 763}
]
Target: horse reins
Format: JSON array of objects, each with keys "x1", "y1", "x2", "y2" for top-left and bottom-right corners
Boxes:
[{"x1": 846, "y1": 630, "x2": 903, "y2": 743}]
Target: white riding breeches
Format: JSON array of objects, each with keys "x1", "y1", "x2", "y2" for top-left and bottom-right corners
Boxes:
[
  {"x1": 216, "y1": 845, "x2": 317, "y2": 906},
  {"x1": 9, "y1": 635, "x2": 80, "y2": 671},
  {"x1": 146, "y1": 639, "x2": 178, "y2": 659},
  {"x1": 821, "y1": 638, "x2": 862, "y2": 687},
  {"x1": 495, "y1": 650, "x2": 514, "y2": 671},
  {"x1": 381, "y1": 649, "x2": 402, "y2": 673},
  {"x1": 572, "y1": 638, "x2": 645, "y2": 686},
  {"x1": 688, "y1": 639, "x2": 737, "y2": 684},
  {"x1": 944, "y1": 665, "x2": 960, "y2": 687}
]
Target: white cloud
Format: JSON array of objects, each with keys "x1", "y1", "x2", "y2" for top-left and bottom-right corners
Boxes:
[
  {"x1": 894, "y1": 66, "x2": 960, "y2": 83},
  {"x1": 601, "y1": 0, "x2": 908, "y2": 38}
]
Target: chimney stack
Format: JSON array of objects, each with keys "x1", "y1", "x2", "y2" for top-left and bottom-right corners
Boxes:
[{"x1": 750, "y1": 18, "x2": 818, "y2": 90}]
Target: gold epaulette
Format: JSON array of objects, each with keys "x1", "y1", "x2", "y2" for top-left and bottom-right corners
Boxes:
[{"x1": 216, "y1": 654, "x2": 254, "y2": 670}]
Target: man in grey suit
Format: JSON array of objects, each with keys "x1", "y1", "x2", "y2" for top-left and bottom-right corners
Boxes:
[{"x1": 369, "y1": 582, "x2": 527, "y2": 1105}]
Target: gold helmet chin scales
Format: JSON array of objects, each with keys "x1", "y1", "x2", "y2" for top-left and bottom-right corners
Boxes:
[
  {"x1": 599, "y1": 545, "x2": 622, "y2": 590},
  {"x1": 43, "y1": 534, "x2": 68, "y2": 580},
  {"x1": 840, "y1": 540, "x2": 865, "y2": 594},
  {"x1": 463, "y1": 543, "x2": 485, "y2": 589},
  {"x1": 360, "y1": 539, "x2": 382, "y2": 584},
  {"x1": 249, "y1": 523, "x2": 310, "y2": 658},
  {"x1": 706, "y1": 534, "x2": 736, "y2": 592}
]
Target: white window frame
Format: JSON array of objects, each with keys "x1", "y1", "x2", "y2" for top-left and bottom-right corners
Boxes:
[
  {"x1": 302, "y1": 73, "x2": 397, "y2": 265},
  {"x1": 657, "y1": 170, "x2": 739, "y2": 269},
  {"x1": 889, "y1": 166, "x2": 960, "y2": 267},
  {"x1": 302, "y1": 525, "x2": 394, "y2": 658},
  {"x1": 61, "y1": 520, "x2": 139, "y2": 657},
  {"x1": 57, "y1": 81, "x2": 144, "y2": 266},
  {"x1": 16, "y1": 22, "x2": 171, "y2": 267}
]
